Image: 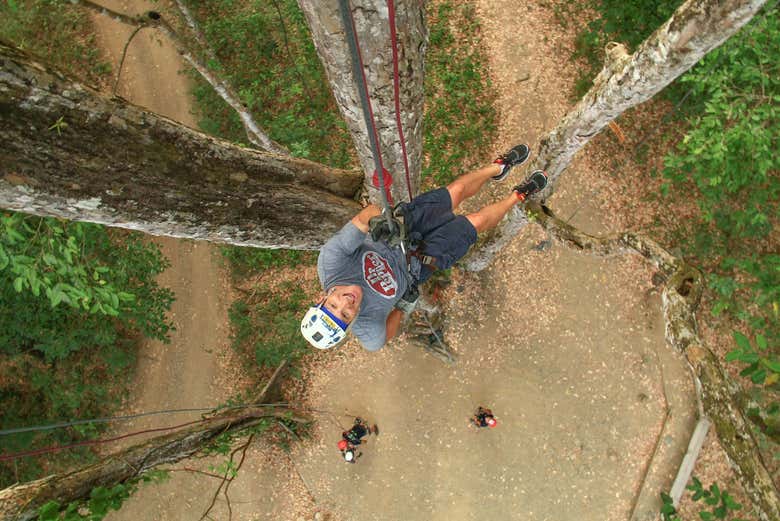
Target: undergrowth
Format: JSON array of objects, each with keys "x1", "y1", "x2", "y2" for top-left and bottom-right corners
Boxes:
[
  {"x1": 185, "y1": 0, "x2": 353, "y2": 168},
  {"x1": 228, "y1": 282, "x2": 312, "y2": 369},
  {"x1": 0, "y1": 0, "x2": 112, "y2": 84},
  {"x1": 423, "y1": 0, "x2": 497, "y2": 186},
  {"x1": 0, "y1": 214, "x2": 174, "y2": 488}
]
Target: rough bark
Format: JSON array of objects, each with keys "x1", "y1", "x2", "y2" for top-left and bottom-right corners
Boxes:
[
  {"x1": 0, "y1": 362, "x2": 295, "y2": 521},
  {"x1": 526, "y1": 202, "x2": 780, "y2": 521},
  {"x1": 0, "y1": 42, "x2": 362, "y2": 249},
  {"x1": 74, "y1": 0, "x2": 287, "y2": 154},
  {"x1": 297, "y1": 0, "x2": 426, "y2": 203},
  {"x1": 464, "y1": 0, "x2": 767, "y2": 271}
]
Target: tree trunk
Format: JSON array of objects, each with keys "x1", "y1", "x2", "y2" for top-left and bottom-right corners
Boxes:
[
  {"x1": 297, "y1": 0, "x2": 426, "y2": 203},
  {"x1": 0, "y1": 42, "x2": 362, "y2": 249},
  {"x1": 0, "y1": 362, "x2": 295, "y2": 521},
  {"x1": 464, "y1": 0, "x2": 767, "y2": 271},
  {"x1": 526, "y1": 202, "x2": 780, "y2": 521}
]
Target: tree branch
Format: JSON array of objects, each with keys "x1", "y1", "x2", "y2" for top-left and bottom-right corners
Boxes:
[
  {"x1": 0, "y1": 362, "x2": 304, "y2": 521},
  {"x1": 73, "y1": 0, "x2": 288, "y2": 154},
  {"x1": 464, "y1": 0, "x2": 767, "y2": 271}
]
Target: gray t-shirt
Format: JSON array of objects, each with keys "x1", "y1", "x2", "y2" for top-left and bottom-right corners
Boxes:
[{"x1": 317, "y1": 222, "x2": 408, "y2": 351}]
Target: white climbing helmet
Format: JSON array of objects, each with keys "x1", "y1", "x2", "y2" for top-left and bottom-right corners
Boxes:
[
  {"x1": 300, "y1": 298, "x2": 354, "y2": 350},
  {"x1": 343, "y1": 449, "x2": 355, "y2": 462}
]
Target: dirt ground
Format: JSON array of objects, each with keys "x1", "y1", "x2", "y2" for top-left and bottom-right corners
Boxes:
[{"x1": 86, "y1": 0, "x2": 709, "y2": 520}]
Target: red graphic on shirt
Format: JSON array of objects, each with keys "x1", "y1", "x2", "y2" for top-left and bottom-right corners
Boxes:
[{"x1": 362, "y1": 251, "x2": 397, "y2": 298}]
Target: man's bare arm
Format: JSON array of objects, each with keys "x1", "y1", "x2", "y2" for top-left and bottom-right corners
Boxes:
[
  {"x1": 385, "y1": 308, "x2": 403, "y2": 343},
  {"x1": 351, "y1": 204, "x2": 382, "y2": 233}
]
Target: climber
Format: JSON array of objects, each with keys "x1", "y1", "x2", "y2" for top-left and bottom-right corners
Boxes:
[
  {"x1": 338, "y1": 417, "x2": 378, "y2": 463},
  {"x1": 471, "y1": 406, "x2": 498, "y2": 429},
  {"x1": 301, "y1": 144, "x2": 548, "y2": 352}
]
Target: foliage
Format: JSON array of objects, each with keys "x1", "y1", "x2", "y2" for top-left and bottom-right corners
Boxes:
[
  {"x1": 185, "y1": 0, "x2": 353, "y2": 168},
  {"x1": 661, "y1": 478, "x2": 745, "y2": 521},
  {"x1": 219, "y1": 245, "x2": 315, "y2": 280},
  {"x1": 0, "y1": 213, "x2": 174, "y2": 360},
  {"x1": 726, "y1": 332, "x2": 779, "y2": 387},
  {"x1": 569, "y1": 0, "x2": 683, "y2": 97},
  {"x1": 423, "y1": 0, "x2": 497, "y2": 186},
  {"x1": 0, "y1": 213, "x2": 174, "y2": 488},
  {"x1": 0, "y1": 0, "x2": 112, "y2": 83},
  {"x1": 36, "y1": 470, "x2": 169, "y2": 521},
  {"x1": 661, "y1": 7, "x2": 780, "y2": 341},
  {"x1": 228, "y1": 282, "x2": 311, "y2": 368}
]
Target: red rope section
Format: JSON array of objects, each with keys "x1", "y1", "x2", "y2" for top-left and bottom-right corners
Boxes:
[{"x1": 386, "y1": 0, "x2": 414, "y2": 201}]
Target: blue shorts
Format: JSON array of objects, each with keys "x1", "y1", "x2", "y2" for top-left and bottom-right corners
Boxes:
[{"x1": 398, "y1": 187, "x2": 478, "y2": 283}]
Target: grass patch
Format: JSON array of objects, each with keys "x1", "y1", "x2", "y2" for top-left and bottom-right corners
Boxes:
[
  {"x1": 423, "y1": 0, "x2": 497, "y2": 186},
  {"x1": 228, "y1": 282, "x2": 312, "y2": 369},
  {"x1": 185, "y1": 0, "x2": 353, "y2": 168},
  {"x1": 219, "y1": 245, "x2": 316, "y2": 280},
  {"x1": 0, "y1": 0, "x2": 112, "y2": 84}
]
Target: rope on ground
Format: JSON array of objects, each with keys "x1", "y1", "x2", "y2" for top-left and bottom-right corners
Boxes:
[
  {"x1": 277, "y1": 421, "x2": 320, "y2": 506},
  {"x1": 627, "y1": 343, "x2": 672, "y2": 521},
  {"x1": 0, "y1": 402, "x2": 289, "y2": 437},
  {"x1": 113, "y1": 24, "x2": 145, "y2": 95}
]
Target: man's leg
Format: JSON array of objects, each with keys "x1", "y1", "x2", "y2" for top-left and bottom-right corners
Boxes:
[
  {"x1": 446, "y1": 164, "x2": 501, "y2": 210},
  {"x1": 465, "y1": 193, "x2": 519, "y2": 233},
  {"x1": 446, "y1": 144, "x2": 530, "y2": 210},
  {"x1": 465, "y1": 170, "x2": 549, "y2": 232}
]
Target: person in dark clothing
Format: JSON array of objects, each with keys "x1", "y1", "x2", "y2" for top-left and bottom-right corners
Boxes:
[
  {"x1": 343, "y1": 417, "x2": 378, "y2": 446},
  {"x1": 472, "y1": 406, "x2": 498, "y2": 428},
  {"x1": 337, "y1": 417, "x2": 378, "y2": 463}
]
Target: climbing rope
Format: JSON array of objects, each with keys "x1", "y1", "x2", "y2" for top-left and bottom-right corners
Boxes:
[
  {"x1": 386, "y1": 0, "x2": 414, "y2": 202},
  {"x1": 337, "y1": 0, "x2": 395, "y2": 231}
]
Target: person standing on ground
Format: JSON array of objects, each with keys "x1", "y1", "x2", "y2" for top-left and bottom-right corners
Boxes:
[
  {"x1": 472, "y1": 406, "x2": 498, "y2": 429},
  {"x1": 301, "y1": 144, "x2": 547, "y2": 352},
  {"x1": 338, "y1": 418, "x2": 378, "y2": 463}
]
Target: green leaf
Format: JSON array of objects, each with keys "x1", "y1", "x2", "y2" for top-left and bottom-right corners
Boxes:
[
  {"x1": 13, "y1": 276, "x2": 23, "y2": 293},
  {"x1": 722, "y1": 492, "x2": 741, "y2": 510},
  {"x1": 733, "y1": 331, "x2": 752, "y2": 351},
  {"x1": 700, "y1": 512, "x2": 714, "y2": 521},
  {"x1": 751, "y1": 368, "x2": 767, "y2": 384},
  {"x1": 761, "y1": 359, "x2": 780, "y2": 373},
  {"x1": 756, "y1": 334, "x2": 768, "y2": 350},
  {"x1": 0, "y1": 245, "x2": 9, "y2": 270},
  {"x1": 37, "y1": 501, "x2": 61, "y2": 521}
]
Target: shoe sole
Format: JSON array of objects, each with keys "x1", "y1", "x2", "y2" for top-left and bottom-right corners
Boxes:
[
  {"x1": 514, "y1": 170, "x2": 548, "y2": 198},
  {"x1": 492, "y1": 145, "x2": 531, "y2": 182}
]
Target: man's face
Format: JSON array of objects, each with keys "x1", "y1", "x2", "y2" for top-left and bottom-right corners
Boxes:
[{"x1": 322, "y1": 284, "x2": 363, "y2": 324}]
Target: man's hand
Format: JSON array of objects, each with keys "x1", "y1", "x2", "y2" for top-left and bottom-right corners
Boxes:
[{"x1": 351, "y1": 204, "x2": 382, "y2": 233}]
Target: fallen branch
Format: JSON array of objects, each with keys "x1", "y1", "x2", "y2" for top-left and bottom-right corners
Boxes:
[
  {"x1": 0, "y1": 361, "x2": 300, "y2": 521},
  {"x1": 525, "y1": 202, "x2": 780, "y2": 521}
]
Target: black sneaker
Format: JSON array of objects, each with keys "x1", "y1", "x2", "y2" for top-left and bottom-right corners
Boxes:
[
  {"x1": 513, "y1": 170, "x2": 548, "y2": 200},
  {"x1": 492, "y1": 144, "x2": 530, "y2": 181}
]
